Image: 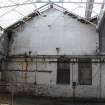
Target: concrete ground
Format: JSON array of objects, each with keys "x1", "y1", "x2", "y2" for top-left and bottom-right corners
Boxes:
[{"x1": 0, "y1": 94, "x2": 105, "y2": 105}]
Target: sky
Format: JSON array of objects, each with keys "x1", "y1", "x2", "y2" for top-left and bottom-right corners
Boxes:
[{"x1": 0, "y1": 0, "x2": 104, "y2": 29}]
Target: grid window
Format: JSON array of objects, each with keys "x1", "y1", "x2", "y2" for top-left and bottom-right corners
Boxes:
[
  {"x1": 57, "y1": 56, "x2": 70, "y2": 84},
  {"x1": 78, "y1": 58, "x2": 92, "y2": 85}
]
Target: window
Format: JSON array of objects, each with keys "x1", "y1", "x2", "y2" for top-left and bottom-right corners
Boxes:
[
  {"x1": 57, "y1": 56, "x2": 70, "y2": 84},
  {"x1": 78, "y1": 58, "x2": 92, "y2": 85}
]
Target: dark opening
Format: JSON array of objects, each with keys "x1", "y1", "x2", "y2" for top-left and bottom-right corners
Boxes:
[
  {"x1": 78, "y1": 58, "x2": 92, "y2": 85},
  {"x1": 57, "y1": 56, "x2": 70, "y2": 84},
  {"x1": 7, "y1": 30, "x2": 13, "y2": 41}
]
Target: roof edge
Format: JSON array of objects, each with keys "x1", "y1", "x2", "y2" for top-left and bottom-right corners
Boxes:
[
  {"x1": 5, "y1": 3, "x2": 50, "y2": 30},
  {"x1": 5, "y1": 3, "x2": 97, "y2": 31}
]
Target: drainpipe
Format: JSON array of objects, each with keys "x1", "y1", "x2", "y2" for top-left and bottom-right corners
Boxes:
[
  {"x1": 72, "y1": 60, "x2": 77, "y2": 99},
  {"x1": 99, "y1": 58, "x2": 102, "y2": 98},
  {"x1": 34, "y1": 53, "x2": 37, "y2": 95}
]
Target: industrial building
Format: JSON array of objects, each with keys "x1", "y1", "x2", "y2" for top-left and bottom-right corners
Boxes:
[{"x1": 0, "y1": 0, "x2": 105, "y2": 104}]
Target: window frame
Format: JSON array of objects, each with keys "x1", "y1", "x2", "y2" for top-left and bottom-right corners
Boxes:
[
  {"x1": 57, "y1": 56, "x2": 70, "y2": 85},
  {"x1": 78, "y1": 58, "x2": 92, "y2": 85}
]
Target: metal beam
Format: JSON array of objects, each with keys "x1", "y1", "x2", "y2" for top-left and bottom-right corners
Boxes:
[
  {"x1": 101, "y1": 0, "x2": 105, "y2": 10},
  {"x1": 0, "y1": 69, "x2": 52, "y2": 72},
  {"x1": 54, "y1": 3, "x2": 96, "y2": 26},
  {"x1": 85, "y1": 0, "x2": 94, "y2": 19},
  {"x1": 0, "y1": 1, "x2": 103, "y2": 9},
  {"x1": 7, "y1": 54, "x2": 105, "y2": 59}
]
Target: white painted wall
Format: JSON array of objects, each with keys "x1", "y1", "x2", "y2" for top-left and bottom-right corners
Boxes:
[
  {"x1": 5, "y1": 8, "x2": 103, "y2": 98},
  {"x1": 10, "y1": 8, "x2": 99, "y2": 55},
  {"x1": 5, "y1": 58, "x2": 105, "y2": 98}
]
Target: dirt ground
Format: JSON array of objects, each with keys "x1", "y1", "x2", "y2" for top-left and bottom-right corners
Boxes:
[{"x1": 0, "y1": 94, "x2": 105, "y2": 105}]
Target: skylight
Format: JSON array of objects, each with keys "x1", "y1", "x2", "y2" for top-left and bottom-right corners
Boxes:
[{"x1": 0, "y1": 0, "x2": 104, "y2": 29}]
